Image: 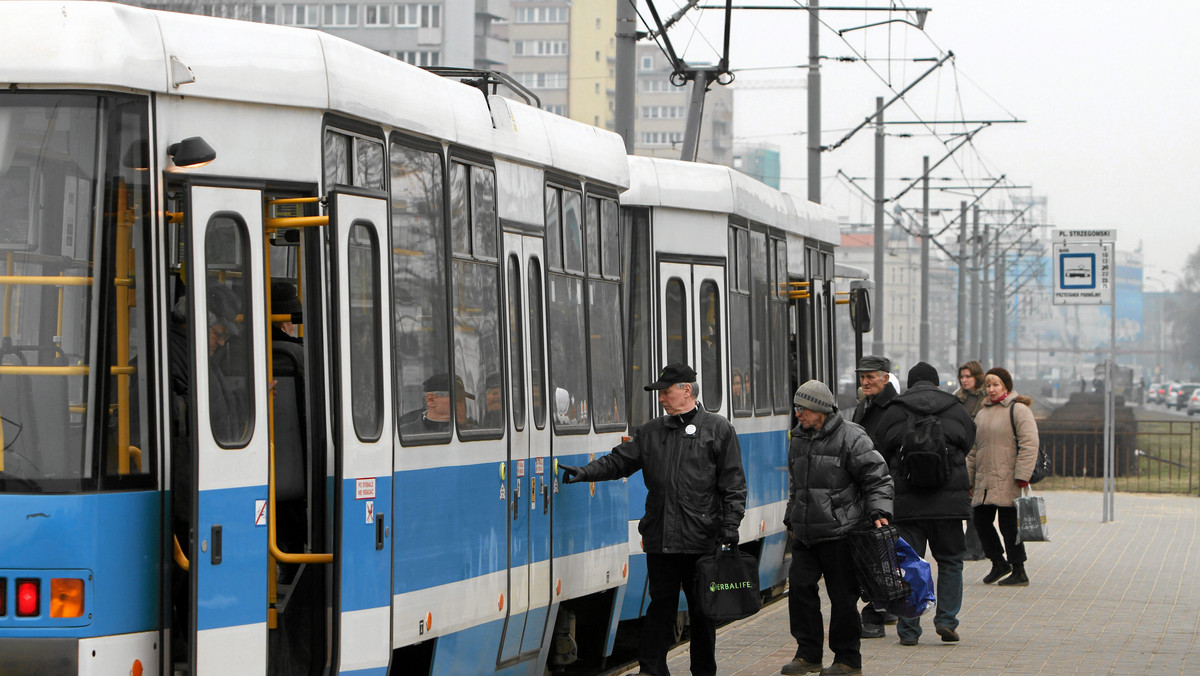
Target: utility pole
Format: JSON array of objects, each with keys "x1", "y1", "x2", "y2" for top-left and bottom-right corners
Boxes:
[
  {"x1": 920, "y1": 155, "x2": 930, "y2": 362},
  {"x1": 614, "y1": 0, "x2": 637, "y2": 153},
  {"x1": 807, "y1": 0, "x2": 821, "y2": 203},
  {"x1": 872, "y1": 96, "x2": 885, "y2": 357},
  {"x1": 980, "y1": 223, "x2": 991, "y2": 364},
  {"x1": 995, "y1": 245, "x2": 1007, "y2": 366},
  {"x1": 956, "y1": 200, "x2": 968, "y2": 365},
  {"x1": 970, "y1": 206, "x2": 980, "y2": 358}
]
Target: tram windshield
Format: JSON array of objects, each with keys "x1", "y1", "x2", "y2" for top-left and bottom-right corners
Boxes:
[{"x1": 0, "y1": 91, "x2": 152, "y2": 492}]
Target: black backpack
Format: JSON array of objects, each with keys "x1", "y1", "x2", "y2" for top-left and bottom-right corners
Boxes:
[{"x1": 897, "y1": 404, "x2": 953, "y2": 490}]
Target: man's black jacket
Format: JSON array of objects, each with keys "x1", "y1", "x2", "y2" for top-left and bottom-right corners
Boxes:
[
  {"x1": 873, "y1": 382, "x2": 976, "y2": 520},
  {"x1": 851, "y1": 380, "x2": 899, "y2": 444},
  {"x1": 573, "y1": 407, "x2": 746, "y2": 554}
]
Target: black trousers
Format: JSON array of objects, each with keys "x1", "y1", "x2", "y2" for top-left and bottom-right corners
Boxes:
[
  {"x1": 640, "y1": 552, "x2": 716, "y2": 676},
  {"x1": 973, "y1": 504, "x2": 1027, "y2": 565},
  {"x1": 788, "y1": 538, "x2": 861, "y2": 668}
]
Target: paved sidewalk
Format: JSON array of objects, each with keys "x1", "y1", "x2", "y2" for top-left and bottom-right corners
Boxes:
[{"x1": 622, "y1": 491, "x2": 1200, "y2": 675}]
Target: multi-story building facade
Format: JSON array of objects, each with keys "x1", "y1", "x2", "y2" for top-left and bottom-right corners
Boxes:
[{"x1": 136, "y1": 1, "x2": 509, "y2": 70}]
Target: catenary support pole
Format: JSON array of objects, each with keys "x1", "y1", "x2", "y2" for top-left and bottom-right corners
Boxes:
[
  {"x1": 920, "y1": 155, "x2": 930, "y2": 362},
  {"x1": 615, "y1": 0, "x2": 637, "y2": 153},
  {"x1": 872, "y1": 97, "x2": 885, "y2": 356},
  {"x1": 980, "y1": 224, "x2": 991, "y2": 365},
  {"x1": 971, "y1": 207, "x2": 980, "y2": 358},
  {"x1": 957, "y1": 200, "x2": 968, "y2": 365},
  {"x1": 807, "y1": 0, "x2": 821, "y2": 203}
]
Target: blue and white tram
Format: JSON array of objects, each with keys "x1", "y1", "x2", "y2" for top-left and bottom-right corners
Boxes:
[
  {"x1": 0, "y1": 4, "x2": 846, "y2": 676},
  {"x1": 616, "y1": 157, "x2": 841, "y2": 627}
]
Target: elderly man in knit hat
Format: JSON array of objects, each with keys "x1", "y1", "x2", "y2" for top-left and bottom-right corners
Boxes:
[
  {"x1": 869, "y1": 362, "x2": 976, "y2": 646},
  {"x1": 781, "y1": 380, "x2": 893, "y2": 676}
]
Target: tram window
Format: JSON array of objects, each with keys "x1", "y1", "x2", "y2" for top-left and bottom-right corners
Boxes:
[
  {"x1": 585, "y1": 197, "x2": 600, "y2": 276},
  {"x1": 507, "y1": 256, "x2": 526, "y2": 431},
  {"x1": 699, "y1": 280, "x2": 722, "y2": 412},
  {"x1": 736, "y1": 228, "x2": 750, "y2": 292},
  {"x1": 451, "y1": 161, "x2": 503, "y2": 437},
  {"x1": 472, "y1": 168, "x2": 498, "y2": 260},
  {"x1": 528, "y1": 259, "x2": 547, "y2": 429},
  {"x1": 544, "y1": 188, "x2": 561, "y2": 271},
  {"x1": 664, "y1": 277, "x2": 687, "y2": 367},
  {"x1": 0, "y1": 92, "x2": 153, "y2": 490},
  {"x1": 624, "y1": 208, "x2": 655, "y2": 430},
  {"x1": 347, "y1": 223, "x2": 383, "y2": 441},
  {"x1": 547, "y1": 274, "x2": 588, "y2": 431},
  {"x1": 450, "y1": 162, "x2": 470, "y2": 256},
  {"x1": 750, "y1": 230, "x2": 770, "y2": 415},
  {"x1": 601, "y1": 199, "x2": 620, "y2": 278},
  {"x1": 389, "y1": 139, "x2": 451, "y2": 445},
  {"x1": 324, "y1": 129, "x2": 385, "y2": 191},
  {"x1": 589, "y1": 278, "x2": 626, "y2": 429},
  {"x1": 729, "y1": 293, "x2": 751, "y2": 416},
  {"x1": 205, "y1": 217, "x2": 254, "y2": 448},
  {"x1": 561, "y1": 191, "x2": 583, "y2": 275}
]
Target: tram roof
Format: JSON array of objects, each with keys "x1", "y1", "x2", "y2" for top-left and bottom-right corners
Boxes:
[
  {"x1": 0, "y1": 1, "x2": 628, "y2": 189},
  {"x1": 622, "y1": 156, "x2": 839, "y2": 244}
]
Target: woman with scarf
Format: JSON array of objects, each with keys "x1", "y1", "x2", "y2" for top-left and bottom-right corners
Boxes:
[{"x1": 966, "y1": 367, "x2": 1039, "y2": 586}]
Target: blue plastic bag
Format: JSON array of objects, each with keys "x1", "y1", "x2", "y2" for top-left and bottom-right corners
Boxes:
[{"x1": 883, "y1": 537, "x2": 935, "y2": 619}]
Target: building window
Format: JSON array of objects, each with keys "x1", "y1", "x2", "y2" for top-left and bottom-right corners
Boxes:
[
  {"x1": 364, "y1": 4, "x2": 392, "y2": 26},
  {"x1": 420, "y1": 3, "x2": 441, "y2": 28},
  {"x1": 323, "y1": 3, "x2": 358, "y2": 27},
  {"x1": 398, "y1": 51, "x2": 441, "y2": 67},
  {"x1": 515, "y1": 72, "x2": 567, "y2": 90},
  {"x1": 514, "y1": 6, "x2": 569, "y2": 23},
  {"x1": 280, "y1": 3, "x2": 320, "y2": 26},
  {"x1": 514, "y1": 40, "x2": 568, "y2": 57},
  {"x1": 542, "y1": 104, "x2": 567, "y2": 116},
  {"x1": 397, "y1": 4, "x2": 418, "y2": 26},
  {"x1": 640, "y1": 56, "x2": 653, "y2": 71}
]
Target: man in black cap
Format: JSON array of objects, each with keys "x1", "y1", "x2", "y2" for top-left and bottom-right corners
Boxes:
[
  {"x1": 399, "y1": 373, "x2": 474, "y2": 437},
  {"x1": 869, "y1": 362, "x2": 975, "y2": 646},
  {"x1": 849, "y1": 354, "x2": 900, "y2": 638},
  {"x1": 560, "y1": 363, "x2": 746, "y2": 676}
]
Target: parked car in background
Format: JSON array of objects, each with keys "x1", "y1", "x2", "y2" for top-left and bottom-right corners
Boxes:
[
  {"x1": 1162, "y1": 383, "x2": 1181, "y2": 407},
  {"x1": 1171, "y1": 383, "x2": 1200, "y2": 409},
  {"x1": 1148, "y1": 382, "x2": 1162, "y2": 404}
]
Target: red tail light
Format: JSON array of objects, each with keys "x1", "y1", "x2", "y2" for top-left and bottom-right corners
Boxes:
[{"x1": 16, "y1": 579, "x2": 39, "y2": 617}]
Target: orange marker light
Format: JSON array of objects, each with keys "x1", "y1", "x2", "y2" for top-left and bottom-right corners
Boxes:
[
  {"x1": 498, "y1": 593, "x2": 504, "y2": 611},
  {"x1": 131, "y1": 659, "x2": 143, "y2": 676},
  {"x1": 426, "y1": 612, "x2": 433, "y2": 630},
  {"x1": 50, "y1": 578, "x2": 85, "y2": 618}
]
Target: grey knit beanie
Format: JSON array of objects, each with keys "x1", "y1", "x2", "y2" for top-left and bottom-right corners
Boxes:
[{"x1": 793, "y1": 379, "x2": 835, "y2": 413}]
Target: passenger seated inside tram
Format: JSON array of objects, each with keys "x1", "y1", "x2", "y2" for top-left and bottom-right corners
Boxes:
[
  {"x1": 399, "y1": 373, "x2": 473, "y2": 436},
  {"x1": 482, "y1": 372, "x2": 504, "y2": 429},
  {"x1": 270, "y1": 280, "x2": 303, "y2": 344}
]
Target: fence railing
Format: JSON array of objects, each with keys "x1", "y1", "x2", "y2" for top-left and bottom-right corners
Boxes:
[{"x1": 1035, "y1": 419, "x2": 1199, "y2": 495}]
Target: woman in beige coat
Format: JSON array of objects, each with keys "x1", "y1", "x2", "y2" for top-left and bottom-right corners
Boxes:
[{"x1": 967, "y1": 367, "x2": 1039, "y2": 586}]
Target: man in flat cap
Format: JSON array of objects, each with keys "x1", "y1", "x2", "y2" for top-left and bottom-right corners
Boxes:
[
  {"x1": 560, "y1": 363, "x2": 746, "y2": 676},
  {"x1": 782, "y1": 380, "x2": 892, "y2": 676},
  {"x1": 399, "y1": 372, "x2": 474, "y2": 437},
  {"x1": 849, "y1": 354, "x2": 900, "y2": 638}
]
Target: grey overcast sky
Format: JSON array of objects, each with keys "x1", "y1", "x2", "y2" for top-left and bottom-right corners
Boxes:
[{"x1": 660, "y1": 1, "x2": 1200, "y2": 281}]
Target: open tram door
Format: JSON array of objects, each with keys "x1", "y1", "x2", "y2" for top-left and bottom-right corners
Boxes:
[
  {"x1": 325, "y1": 191, "x2": 395, "y2": 674},
  {"x1": 656, "y1": 261, "x2": 727, "y2": 414},
  {"x1": 497, "y1": 231, "x2": 554, "y2": 668},
  {"x1": 174, "y1": 184, "x2": 272, "y2": 673}
]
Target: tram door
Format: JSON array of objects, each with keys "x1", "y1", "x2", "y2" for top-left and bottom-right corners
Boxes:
[
  {"x1": 185, "y1": 185, "x2": 271, "y2": 673},
  {"x1": 498, "y1": 232, "x2": 553, "y2": 666},
  {"x1": 658, "y1": 262, "x2": 727, "y2": 413},
  {"x1": 328, "y1": 193, "x2": 395, "y2": 673}
]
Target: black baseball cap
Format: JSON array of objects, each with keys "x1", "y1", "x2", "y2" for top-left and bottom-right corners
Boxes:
[
  {"x1": 422, "y1": 373, "x2": 475, "y2": 399},
  {"x1": 644, "y1": 363, "x2": 697, "y2": 391}
]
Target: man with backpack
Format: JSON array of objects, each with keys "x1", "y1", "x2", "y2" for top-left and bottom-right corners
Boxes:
[{"x1": 872, "y1": 362, "x2": 976, "y2": 646}]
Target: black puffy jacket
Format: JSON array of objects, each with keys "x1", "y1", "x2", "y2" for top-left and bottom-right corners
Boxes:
[
  {"x1": 784, "y1": 413, "x2": 893, "y2": 546},
  {"x1": 577, "y1": 408, "x2": 746, "y2": 554},
  {"x1": 873, "y1": 382, "x2": 976, "y2": 521}
]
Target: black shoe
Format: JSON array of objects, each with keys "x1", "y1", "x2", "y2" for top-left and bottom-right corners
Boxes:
[
  {"x1": 781, "y1": 657, "x2": 824, "y2": 674},
  {"x1": 860, "y1": 622, "x2": 885, "y2": 638},
  {"x1": 997, "y1": 564, "x2": 1029, "y2": 586},
  {"x1": 936, "y1": 625, "x2": 960, "y2": 642},
  {"x1": 882, "y1": 612, "x2": 898, "y2": 625},
  {"x1": 899, "y1": 636, "x2": 918, "y2": 646},
  {"x1": 982, "y1": 560, "x2": 1012, "y2": 584},
  {"x1": 820, "y1": 664, "x2": 862, "y2": 676}
]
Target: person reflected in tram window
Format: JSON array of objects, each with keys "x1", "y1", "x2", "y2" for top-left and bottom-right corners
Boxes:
[
  {"x1": 482, "y1": 372, "x2": 504, "y2": 428},
  {"x1": 399, "y1": 372, "x2": 474, "y2": 436},
  {"x1": 732, "y1": 369, "x2": 745, "y2": 410},
  {"x1": 270, "y1": 280, "x2": 303, "y2": 345}
]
